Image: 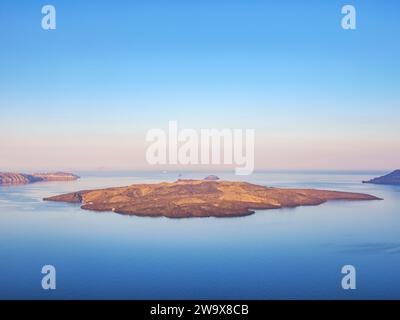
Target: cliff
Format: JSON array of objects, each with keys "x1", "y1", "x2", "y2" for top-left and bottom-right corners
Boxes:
[
  {"x1": 0, "y1": 172, "x2": 80, "y2": 185},
  {"x1": 44, "y1": 179, "x2": 381, "y2": 218}
]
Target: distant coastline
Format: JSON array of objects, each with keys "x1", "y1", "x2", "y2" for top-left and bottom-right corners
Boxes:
[
  {"x1": 0, "y1": 172, "x2": 80, "y2": 185},
  {"x1": 363, "y1": 170, "x2": 400, "y2": 186}
]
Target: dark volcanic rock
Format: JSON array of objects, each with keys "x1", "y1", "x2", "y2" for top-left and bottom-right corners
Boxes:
[
  {"x1": 44, "y1": 179, "x2": 381, "y2": 218},
  {"x1": 363, "y1": 170, "x2": 400, "y2": 185}
]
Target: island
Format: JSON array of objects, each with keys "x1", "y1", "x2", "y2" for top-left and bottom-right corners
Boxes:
[
  {"x1": 43, "y1": 179, "x2": 381, "y2": 218},
  {"x1": 0, "y1": 172, "x2": 80, "y2": 185},
  {"x1": 362, "y1": 170, "x2": 400, "y2": 185},
  {"x1": 204, "y1": 175, "x2": 220, "y2": 181}
]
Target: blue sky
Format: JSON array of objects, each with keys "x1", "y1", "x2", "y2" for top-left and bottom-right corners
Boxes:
[{"x1": 0, "y1": 0, "x2": 399, "y2": 170}]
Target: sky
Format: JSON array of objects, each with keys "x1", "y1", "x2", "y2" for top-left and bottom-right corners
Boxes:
[{"x1": 0, "y1": 0, "x2": 399, "y2": 171}]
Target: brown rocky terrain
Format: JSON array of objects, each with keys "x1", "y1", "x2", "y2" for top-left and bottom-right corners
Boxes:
[
  {"x1": 0, "y1": 172, "x2": 79, "y2": 185},
  {"x1": 43, "y1": 179, "x2": 381, "y2": 218}
]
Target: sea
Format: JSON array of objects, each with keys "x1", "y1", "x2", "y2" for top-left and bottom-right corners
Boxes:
[{"x1": 0, "y1": 170, "x2": 399, "y2": 299}]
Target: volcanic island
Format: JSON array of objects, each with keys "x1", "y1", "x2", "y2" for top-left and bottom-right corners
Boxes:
[{"x1": 43, "y1": 179, "x2": 381, "y2": 218}]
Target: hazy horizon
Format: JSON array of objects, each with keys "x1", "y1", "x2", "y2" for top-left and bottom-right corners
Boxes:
[
  {"x1": 1, "y1": 0, "x2": 399, "y2": 171},
  {"x1": 0, "y1": 166, "x2": 393, "y2": 175}
]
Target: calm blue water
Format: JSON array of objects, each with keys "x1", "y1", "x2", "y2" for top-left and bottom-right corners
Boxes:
[{"x1": 0, "y1": 171, "x2": 399, "y2": 299}]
